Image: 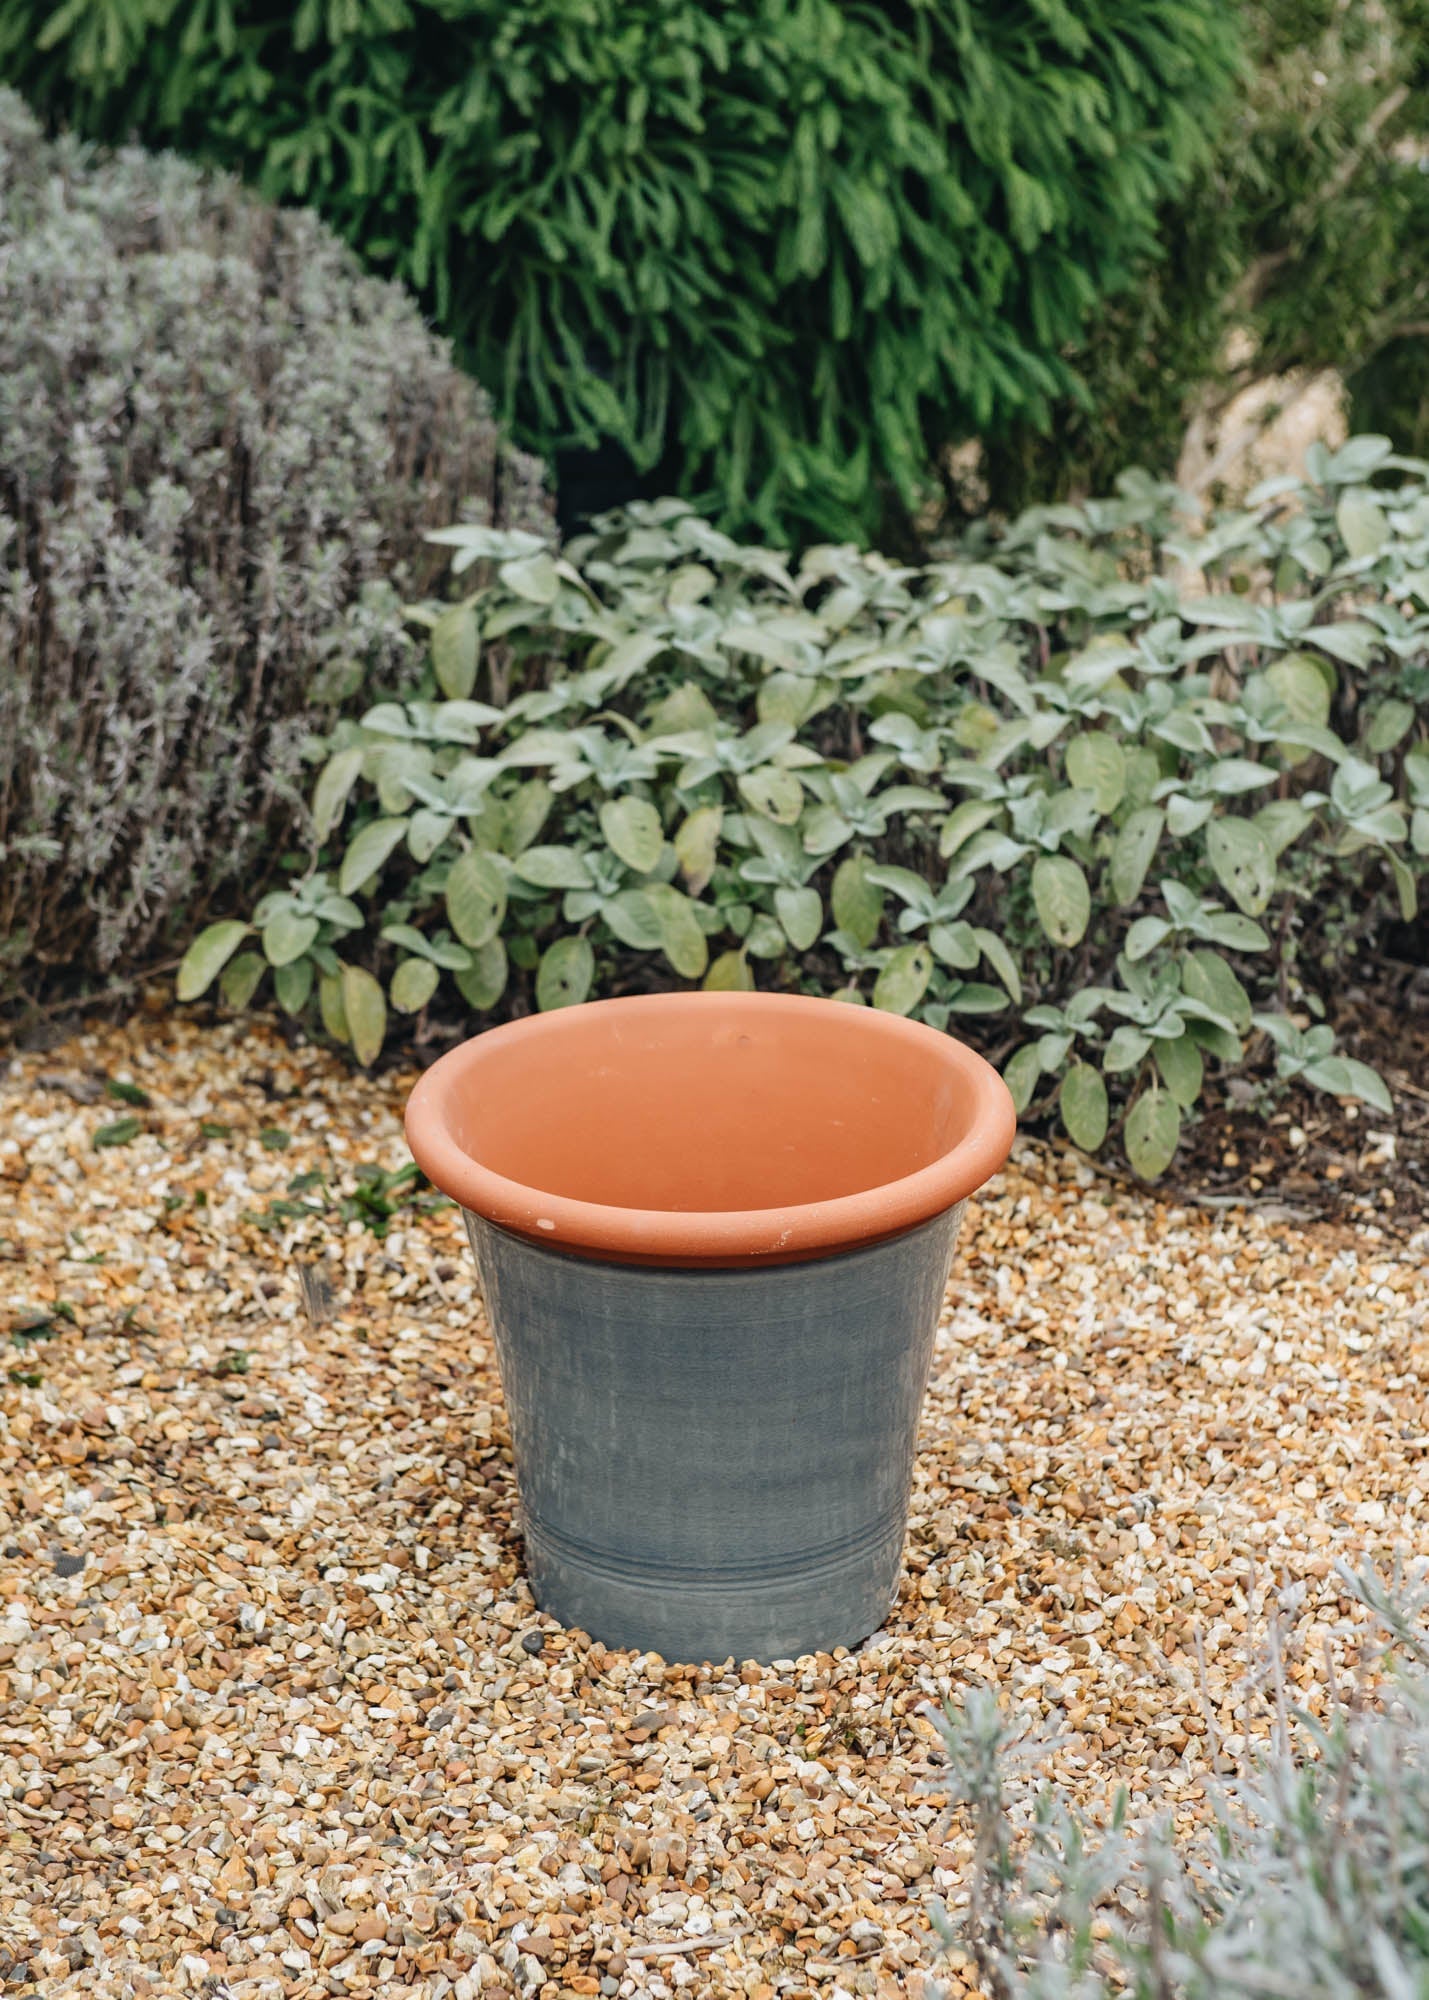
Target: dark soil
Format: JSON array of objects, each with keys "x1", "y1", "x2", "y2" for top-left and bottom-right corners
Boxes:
[{"x1": 1102, "y1": 964, "x2": 1429, "y2": 1228}]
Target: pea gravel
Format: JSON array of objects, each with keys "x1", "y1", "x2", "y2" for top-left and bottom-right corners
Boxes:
[{"x1": 2, "y1": 1006, "x2": 1427, "y2": 2000}]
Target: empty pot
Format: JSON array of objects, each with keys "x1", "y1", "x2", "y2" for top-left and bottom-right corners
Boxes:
[{"x1": 405, "y1": 991, "x2": 1014, "y2": 1663}]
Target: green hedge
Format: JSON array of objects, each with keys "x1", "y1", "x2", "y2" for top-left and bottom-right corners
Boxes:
[
  {"x1": 1, "y1": 0, "x2": 1240, "y2": 545},
  {"x1": 984, "y1": 0, "x2": 1429, "y2": 510},
  {"x1": 180, "y1": 436, "x2": 1429, "y2": 1181}
]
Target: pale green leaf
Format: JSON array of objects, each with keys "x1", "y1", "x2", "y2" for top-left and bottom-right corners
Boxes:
[
  {"x1": 929, "y1": 920, "x2": 979, "y2": 969},
  {"x1": 1109, "y1": 808, "x2": 1164, "y2": 907},
  {"x1": 944, "y1": 983, "x2": 1011, "y2": 1015},
  {"x1": 744, "y1": 912, "x2": 786, "y2": 959},
  {"x1": 776, "y1": 886, "x2": 823, "y2": 951},
  {"x1": 1003, "y1": 1044, "x2": 1042, "y2": 1114},
  {"x1": 1264, "y1": 654, "x2": 1331, "y2": 768},
  {"x1": 407, "y1": 807, "x2": 452, "y2": 863},
  {"x1": 1124, "y1": 1091, "x2": 1181, "y2": 1180},
  {"x1": 312, "y1": 747, "x2": 365, "y2": 841},
  {"x1": 262, "y1": 908, "x2": 318, "y2": 968},
  {"x1": 1182, "y1": 948, "x2": 1252, "y2": 1034},
  {"x1": 220, "y1": 950, "x2": 266, "y2": 1010},
  {"x1": 1031, "y1": 854, "x2": 1091, "y2": 947},
  {"x1": 1336, "y1": 488, "x2": 1390, "y2": 560},
  {"x1": 391, "y1": 957, "x2": 441, "y2": 1014},
  {"x1": 1304, "y1": 1056, "x2": 1393, "y2": 1117},
  {"x1": 646, "y1": 884, "x2": 709, "y2": 978},
  {"x1": 341, "y1": 965, "x2": 387, "y2": 1066},
  {"x1": 1103, "y1": 1025, "x2": 1152, "y2": 1073},
  {"x1": 431, "y1": 604, "x2": 480, "y2": 699},
  {"x1": 600, "y1": 796, "x2": 665, "y2": 873},
  {"x1": 512, "y1": 845, "x2": 594, "y2": 891},
  {"x1": 758, "y1": 673, "x2": 829, "y2": 728},
  {"x1": 1154, "y1": 1034, "x2": 1204, "y2": 1109},
  {"x1": 1059, "y1": 1063, "x2": 1108, "y2": 1151},
  {"x1": 319, "y1": 970, "x2": 349, "y2": 1044},
  {"x1": 1065, "y1": 732, "x2": 1126, "y2": 814},
  {"x1": 500, "y1": 551, "x2": 561, "y2": 603},
  {"x1": 602, "y1": 889, "x2": 664, "y2": 949},
  {"x1": 873, "y1": 943, "x2": 932, "y2": 1015},
  {"x1": 1254, "y1": 800, "x2": 1314, "y2": 857},
  {"x1": 971, "y1": 928, "x2": 1022, "y2": 1005},
  {"x1": 737, "y1": 766, "x2": 805, "y2": 824},
  {"x1": 339, "y1": 817, "x2": 409, "y2": 896},
  {"x1": 831, "y1": 855, "x2": 884, "y2": 948},
  {"x1": 446, "y1": 848, "x2": 508, "y2": 947},
  {"x1": 1367, "y1": 699, "x2": 1415, "y2": 755},
  {"x1": 704, "y1": 949, "x2": 755, "y2": 991},
  {"x1": 273, "y1": 957, "x2": 314, "y2": 1017},
  {"x1": 502, "y1": 778, "x2": 553, "y2": 857},
  {"x1": 939, "y1": 799, "x2": 1000, "y2": 860},
  {"x1": 674, "y1": 806, "x2": 723, "y2": 894},
  {"x1": 177, "y1": 920, "x2": 251, "y2": 1001},
  {"x1": 455, "y1": 938, "x2": 508, "y2": 1012},
  {"x1": 536, "y1": 936, "x2": 594, "y2": 1010},
  {"x1": 1125, "y1": 915, "x2": 1171, "y2": 961},
  {"x1": 1205, "y1": 818, "x2": 1275, "y2": 916},
  {"x1": 649, "y1": 682, "x2": 720, "y2": 734}
]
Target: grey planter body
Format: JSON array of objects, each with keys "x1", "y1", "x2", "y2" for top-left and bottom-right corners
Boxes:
[{"x1": 463, "y1": 1201, "x2": 965, "y2": 1664}]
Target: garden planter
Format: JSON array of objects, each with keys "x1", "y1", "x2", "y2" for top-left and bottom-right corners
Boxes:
[{"x1": 405, "y1": 992, "x2": 1015, "y2": 1663}]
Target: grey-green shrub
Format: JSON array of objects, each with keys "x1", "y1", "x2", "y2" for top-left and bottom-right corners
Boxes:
[
  {"x1": 181, "y1": 437, "x2": 1429, "y2": 1179},
  {"x1": 0, "y1": 89, "x2": 547, "y2": 998},
  {"x1": 927, "y1": 1563, "x2": 1429, "y2": 1998}
]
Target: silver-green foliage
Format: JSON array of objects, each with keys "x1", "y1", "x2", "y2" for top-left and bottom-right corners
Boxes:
[
  {"x1": 0, "y1": 89, "x2": 546, "y2": 995},
  {"x1": 926, "y1": 1563, "x2": 1429, "y2": 1999},
  {"x1": 182, "y1": 436, "x2": 1429, "y2": 1178}
]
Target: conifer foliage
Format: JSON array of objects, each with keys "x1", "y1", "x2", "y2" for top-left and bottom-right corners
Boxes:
[{"x1": 1, "y1": 0, "x2": 1240, "y2": 543}]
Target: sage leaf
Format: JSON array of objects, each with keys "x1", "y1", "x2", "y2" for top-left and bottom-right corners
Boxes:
[
  {"x1": 446, "y1": 849, "x2": 508, "y2": 947},
  {"x1": 341, "y1": 965, "x2": 387, "y2": 1066},
  {"x1": 431, "y1": 604, "x2": 480, "y2": 699},
  {"x1": 599, "y1": 795, "x2": 664, "y2": 873},
  {"x1": 1124, "y1": 1090, "x2": 1181, "y2": 1180},
  {"x1": 873, "y1": 943, "x2": 932, "y2": 1015},
  {"x1": 391, "y1": 957, "x2": 440, "y2": 1014},
  {"x1": 1059, "y1": 1063, "x2": 1109, "y2": 1151},
  {"x1": 1206, "y1": 818, "x2": 1275, "y2": 916},
  {"x1": 177, "y1": 920, "x2": 251, "y2": 1001},
  {"x1": 1031, "y1": 854, "x2": 1090, "y2": 947},
  {"x1": 831, "y1": 855, "x2": 884, "y2": 947},
  {"x1": 536, "y1": 935, "x2": 594, "y2": 1010}
]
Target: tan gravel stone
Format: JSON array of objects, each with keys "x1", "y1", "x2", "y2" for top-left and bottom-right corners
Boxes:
[{"x1": 1, "y1": 1008, "x2": 1425, "y2": 1997}]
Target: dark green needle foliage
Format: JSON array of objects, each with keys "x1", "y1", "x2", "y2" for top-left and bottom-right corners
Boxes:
[
  {"x1": 0, "y1": 0, "x2": 1240, "y2": 544},
  {"x1": 985, "y1": 0, "x2": 1429, "y2": 510}
]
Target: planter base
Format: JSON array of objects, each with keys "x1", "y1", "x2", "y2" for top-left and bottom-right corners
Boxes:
[{"x1": 465, "y1": 1205, "x2": 965, "y2": 1664}]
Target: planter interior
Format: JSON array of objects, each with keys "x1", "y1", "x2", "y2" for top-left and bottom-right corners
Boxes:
[{"x1": 406, "y1": 991, "x2": 1015, "y2": 1268}]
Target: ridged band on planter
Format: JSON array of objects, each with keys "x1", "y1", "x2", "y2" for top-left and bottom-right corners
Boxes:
[{"x1": 464, "y1": 1203, "x2": 965, "y2": 1665}]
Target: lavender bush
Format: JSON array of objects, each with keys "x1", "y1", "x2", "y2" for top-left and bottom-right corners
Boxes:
[
  {"x1": 928, "y1": 1563, "x2": 1429, "y2": 1998},
  {"x1": 0, "y1": 89, "x2": 547, "y2": 1000}
]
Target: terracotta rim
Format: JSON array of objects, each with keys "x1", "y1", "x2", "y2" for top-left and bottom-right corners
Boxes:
[{"x1": 405, "y1": 992, "x2": 1016, "y2": 1268}]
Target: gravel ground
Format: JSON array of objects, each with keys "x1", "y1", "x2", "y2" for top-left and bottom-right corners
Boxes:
[{"x1": 2, "y1": 1003, "x2": 1427, "y2": 2000}]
